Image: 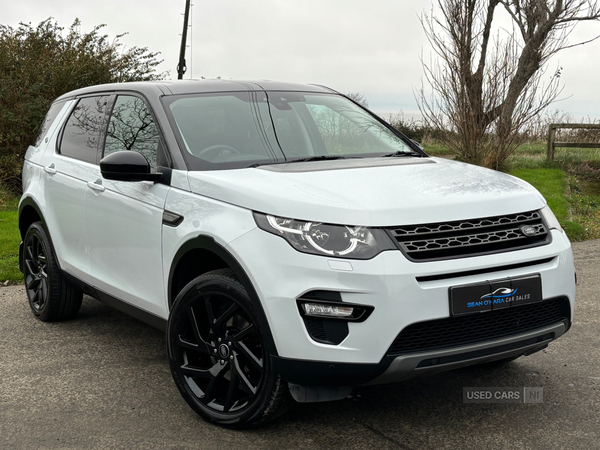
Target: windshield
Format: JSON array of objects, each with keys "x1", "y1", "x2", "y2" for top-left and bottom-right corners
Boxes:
[{"x1": 164, "y1": 91, "x2": 418, "y2": 170}]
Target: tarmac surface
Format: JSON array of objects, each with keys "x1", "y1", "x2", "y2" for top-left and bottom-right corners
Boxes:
[{"x1": 1, "y1": 240, "x2": 599, "y2": 449}]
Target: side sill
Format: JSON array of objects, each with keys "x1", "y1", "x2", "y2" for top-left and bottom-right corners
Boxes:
[
  {"x1": 62, "y1": 271, "x2": 167, "y2": 332},
  {"x1": 94, "y1": 290, "x2": 167, "y2": 332}
]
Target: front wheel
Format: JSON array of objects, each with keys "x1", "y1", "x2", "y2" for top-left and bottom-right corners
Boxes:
[{"x1": 167, "y1": 269, "x2": 292, "y2": 428}]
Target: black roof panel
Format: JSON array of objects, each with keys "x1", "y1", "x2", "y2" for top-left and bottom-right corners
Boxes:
[{"x1": 55, "y1": 79, "x2": 335, "y2": 101}]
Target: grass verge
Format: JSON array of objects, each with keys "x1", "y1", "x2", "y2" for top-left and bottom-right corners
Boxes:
[
  {"x1": 508, "y1": 168, "x2": 592, "y2": 241},
  {"x1": 0, "y1": 186, "x2": 21, "y2": 285}
]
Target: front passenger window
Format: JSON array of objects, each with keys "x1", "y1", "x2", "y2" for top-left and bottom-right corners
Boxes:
[{"x1": 104, "y1": 96, "x2": 160, "y2": 172}]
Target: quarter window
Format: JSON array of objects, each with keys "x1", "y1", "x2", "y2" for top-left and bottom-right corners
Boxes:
[
  {"x1": 104, "y1": 95, "x2": 160, "y2": 172},
  {"x1": 59, "y1": 96, "x2": 109, "y2": 164},
  {"x1": 34, "y1": 100, "x2": 68, "y2": 147}
]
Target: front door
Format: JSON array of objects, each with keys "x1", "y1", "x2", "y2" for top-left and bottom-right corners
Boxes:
[{"x1": 85, "y1": 94, "x2": 170, "y2": 318}]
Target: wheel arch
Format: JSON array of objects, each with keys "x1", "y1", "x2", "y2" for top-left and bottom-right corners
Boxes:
[
  {"x1": 18, "y1": 197, "x2": 45, "y2": 239},
  {"x1": 168, "y1": 235, "x2": 279, "y2": 356},
  {"x1": 18, "y1": 197, "x2": 47, "y2": 274}
]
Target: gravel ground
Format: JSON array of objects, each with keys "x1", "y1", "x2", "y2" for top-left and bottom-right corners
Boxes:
[{"x1": 0, "y1": 240, "x2": 598, "y2": 449}]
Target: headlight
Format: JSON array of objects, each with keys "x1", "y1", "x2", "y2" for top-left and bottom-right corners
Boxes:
[
  {"x1": 253, "y1": 213, "x2": 395, "y2": 259},
  {"x1": 540, "y1": 205, "x2": 563, "y2": 233}
]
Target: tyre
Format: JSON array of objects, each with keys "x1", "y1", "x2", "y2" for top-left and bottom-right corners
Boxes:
[
  {"x1": 167, "y1": 269, "x2": 292, "y2": 428},
  {"x1": 22, "y1": 222, "x2": 83, "y2": 321}
]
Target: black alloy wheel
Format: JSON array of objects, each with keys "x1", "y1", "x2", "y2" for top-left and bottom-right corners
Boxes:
[
  {"x1": 24, "y1": 226, "x2": 49, "y2": 312},
  {"x1": 167, "y1": 269, "x2": 291, "y2": 428},
  {"x1": 22, "y1": 222, "x2": 83, "y2": 321}
]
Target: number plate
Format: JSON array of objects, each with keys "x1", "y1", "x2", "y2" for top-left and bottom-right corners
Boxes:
[{"x1": 449, "y1": 274, "x2": 542, "y2": 316}]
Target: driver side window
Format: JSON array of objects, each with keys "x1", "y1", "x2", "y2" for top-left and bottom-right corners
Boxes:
[{"x1": 104, "y1": 95, "x2": 160, "y2": 172}]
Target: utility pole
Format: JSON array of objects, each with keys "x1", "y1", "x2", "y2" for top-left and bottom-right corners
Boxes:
[{"x1": 177, "y1": 0, "x2": 191, "y2": 80}]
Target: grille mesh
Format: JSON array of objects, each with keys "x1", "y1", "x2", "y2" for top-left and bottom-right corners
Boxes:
[
  {"x1": 386, "y1": 211, "x2": 550, "y2": 261},
  {"x1": 386, "y1": 297, "x2": 570, "y2": 356},
  {"x1": 304, "y1": 317, "x2": 328, "y2": 342}
]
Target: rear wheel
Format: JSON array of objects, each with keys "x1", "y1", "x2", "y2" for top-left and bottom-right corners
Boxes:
[
  {"x1": 22, "y1": 222, "x2": 83, "y2": 321},
  {"x1": 167, "y1": 269, "x2": 292, "y2": 428}
]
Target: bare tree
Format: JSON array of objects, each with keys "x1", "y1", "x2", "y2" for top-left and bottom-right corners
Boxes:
[
  {"x1": 417, "y1": 0, "x2": 600, "y2": 169},
  {"x1": 346, "y1": 92, "x2": 369, "y2": 108}
]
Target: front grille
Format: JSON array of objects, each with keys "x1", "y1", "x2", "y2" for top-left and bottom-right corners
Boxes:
[
  {"x1": 386, "y1": 210, "x2": 550, "y2": 261},
  {"x1": 386, "y1": 297, "x2": 570, "y2": 357}
]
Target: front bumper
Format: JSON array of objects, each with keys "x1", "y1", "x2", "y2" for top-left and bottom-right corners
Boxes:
[
  {"x1": 272, "y1": 318, "x2": 568, "y2": 387},
  {"x1": 227, "y1": 227, "x2": 575, "y2": 367}
]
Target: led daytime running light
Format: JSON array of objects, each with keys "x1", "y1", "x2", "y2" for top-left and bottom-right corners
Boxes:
[
  {"x1": 302, "y1": 302, "x2": 354, "y2": 318},
  {"x1": 255, "y1": 212, "x2": 392, "y2": 259},
  {"x1": 266, "y1": 215, "x2": 304, "y2": 235}
]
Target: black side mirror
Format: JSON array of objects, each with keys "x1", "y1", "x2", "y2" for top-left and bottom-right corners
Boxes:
[{"x1": 100, "y1": 151, "x2": 162, "y2": 182}]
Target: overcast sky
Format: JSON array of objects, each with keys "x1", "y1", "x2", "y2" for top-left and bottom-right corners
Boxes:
[{"x1": 4, "y1": 0, "x2": 600, "y2": 120}]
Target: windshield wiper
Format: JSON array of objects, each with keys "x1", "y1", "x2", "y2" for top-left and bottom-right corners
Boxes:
[
  {"x1": 248, "y1": 155, "x2": 355, "y2": 168},
  {"x1": 382, "y1": 151, "x2": 425, "y2": 158},
  {"x1": 288, "y1": 155, "x2": 346, "y2": 163}
]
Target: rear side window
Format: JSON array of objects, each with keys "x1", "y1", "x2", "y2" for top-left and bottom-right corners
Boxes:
[
  {"x1": 34, "y1": 100, "x2": 68, "y2": 147},
  {"x1": 59, "y1": 96, "x2": 109, "y2": 164},
  {"x1": 104, "y1": 95, "x2": 160, "y2": 172}
]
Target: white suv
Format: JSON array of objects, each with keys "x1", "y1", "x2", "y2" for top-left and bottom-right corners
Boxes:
[{"x1": 19, "y1": 80, "x2": 575, "y2": 427}]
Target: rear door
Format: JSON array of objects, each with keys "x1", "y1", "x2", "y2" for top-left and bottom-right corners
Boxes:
[{"x1": 39, "y1": 95, "x2": 110, "y2": 284}]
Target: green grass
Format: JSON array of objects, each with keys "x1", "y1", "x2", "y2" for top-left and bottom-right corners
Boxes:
[
  {"x1": 507, "y1": 144, "x2": 600, "y2": 241},
  {"x1": 513, "y1": 143, "x2": 600, "y2": 241},
  {"x1": 509, "y1": 165, "x2": 600, "y2": 241},
  {"x1": 507, "y1": 143, "x2": 600, "y2": 171},
  {"x1": 425, "y1": 140, "x2": 600, "y2": 169},
  {"x1": 509, "y1": 168, "x2": 569, "y2": 219},
  {"x1": 508, "y1": 168, "x2": 588, "y2": 240},
  {"x1": 423, "y1": 141, "x2": 452, "y2": 156},
  {"x1": 0, "y1": 186, "x2": 21, "y2": 285}
]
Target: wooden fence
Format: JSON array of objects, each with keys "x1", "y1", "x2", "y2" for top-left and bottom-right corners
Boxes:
[{"x1": 547, "y1": 123, "x2": 600, "y2": 160}]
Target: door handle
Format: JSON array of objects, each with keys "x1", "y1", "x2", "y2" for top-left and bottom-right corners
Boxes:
[
  {"x1": 87, "y1": 179, "x2": 105, "y2": 192},
  {"x1": 44, "y1": 164, "x2": 57, "y2": 175}
]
